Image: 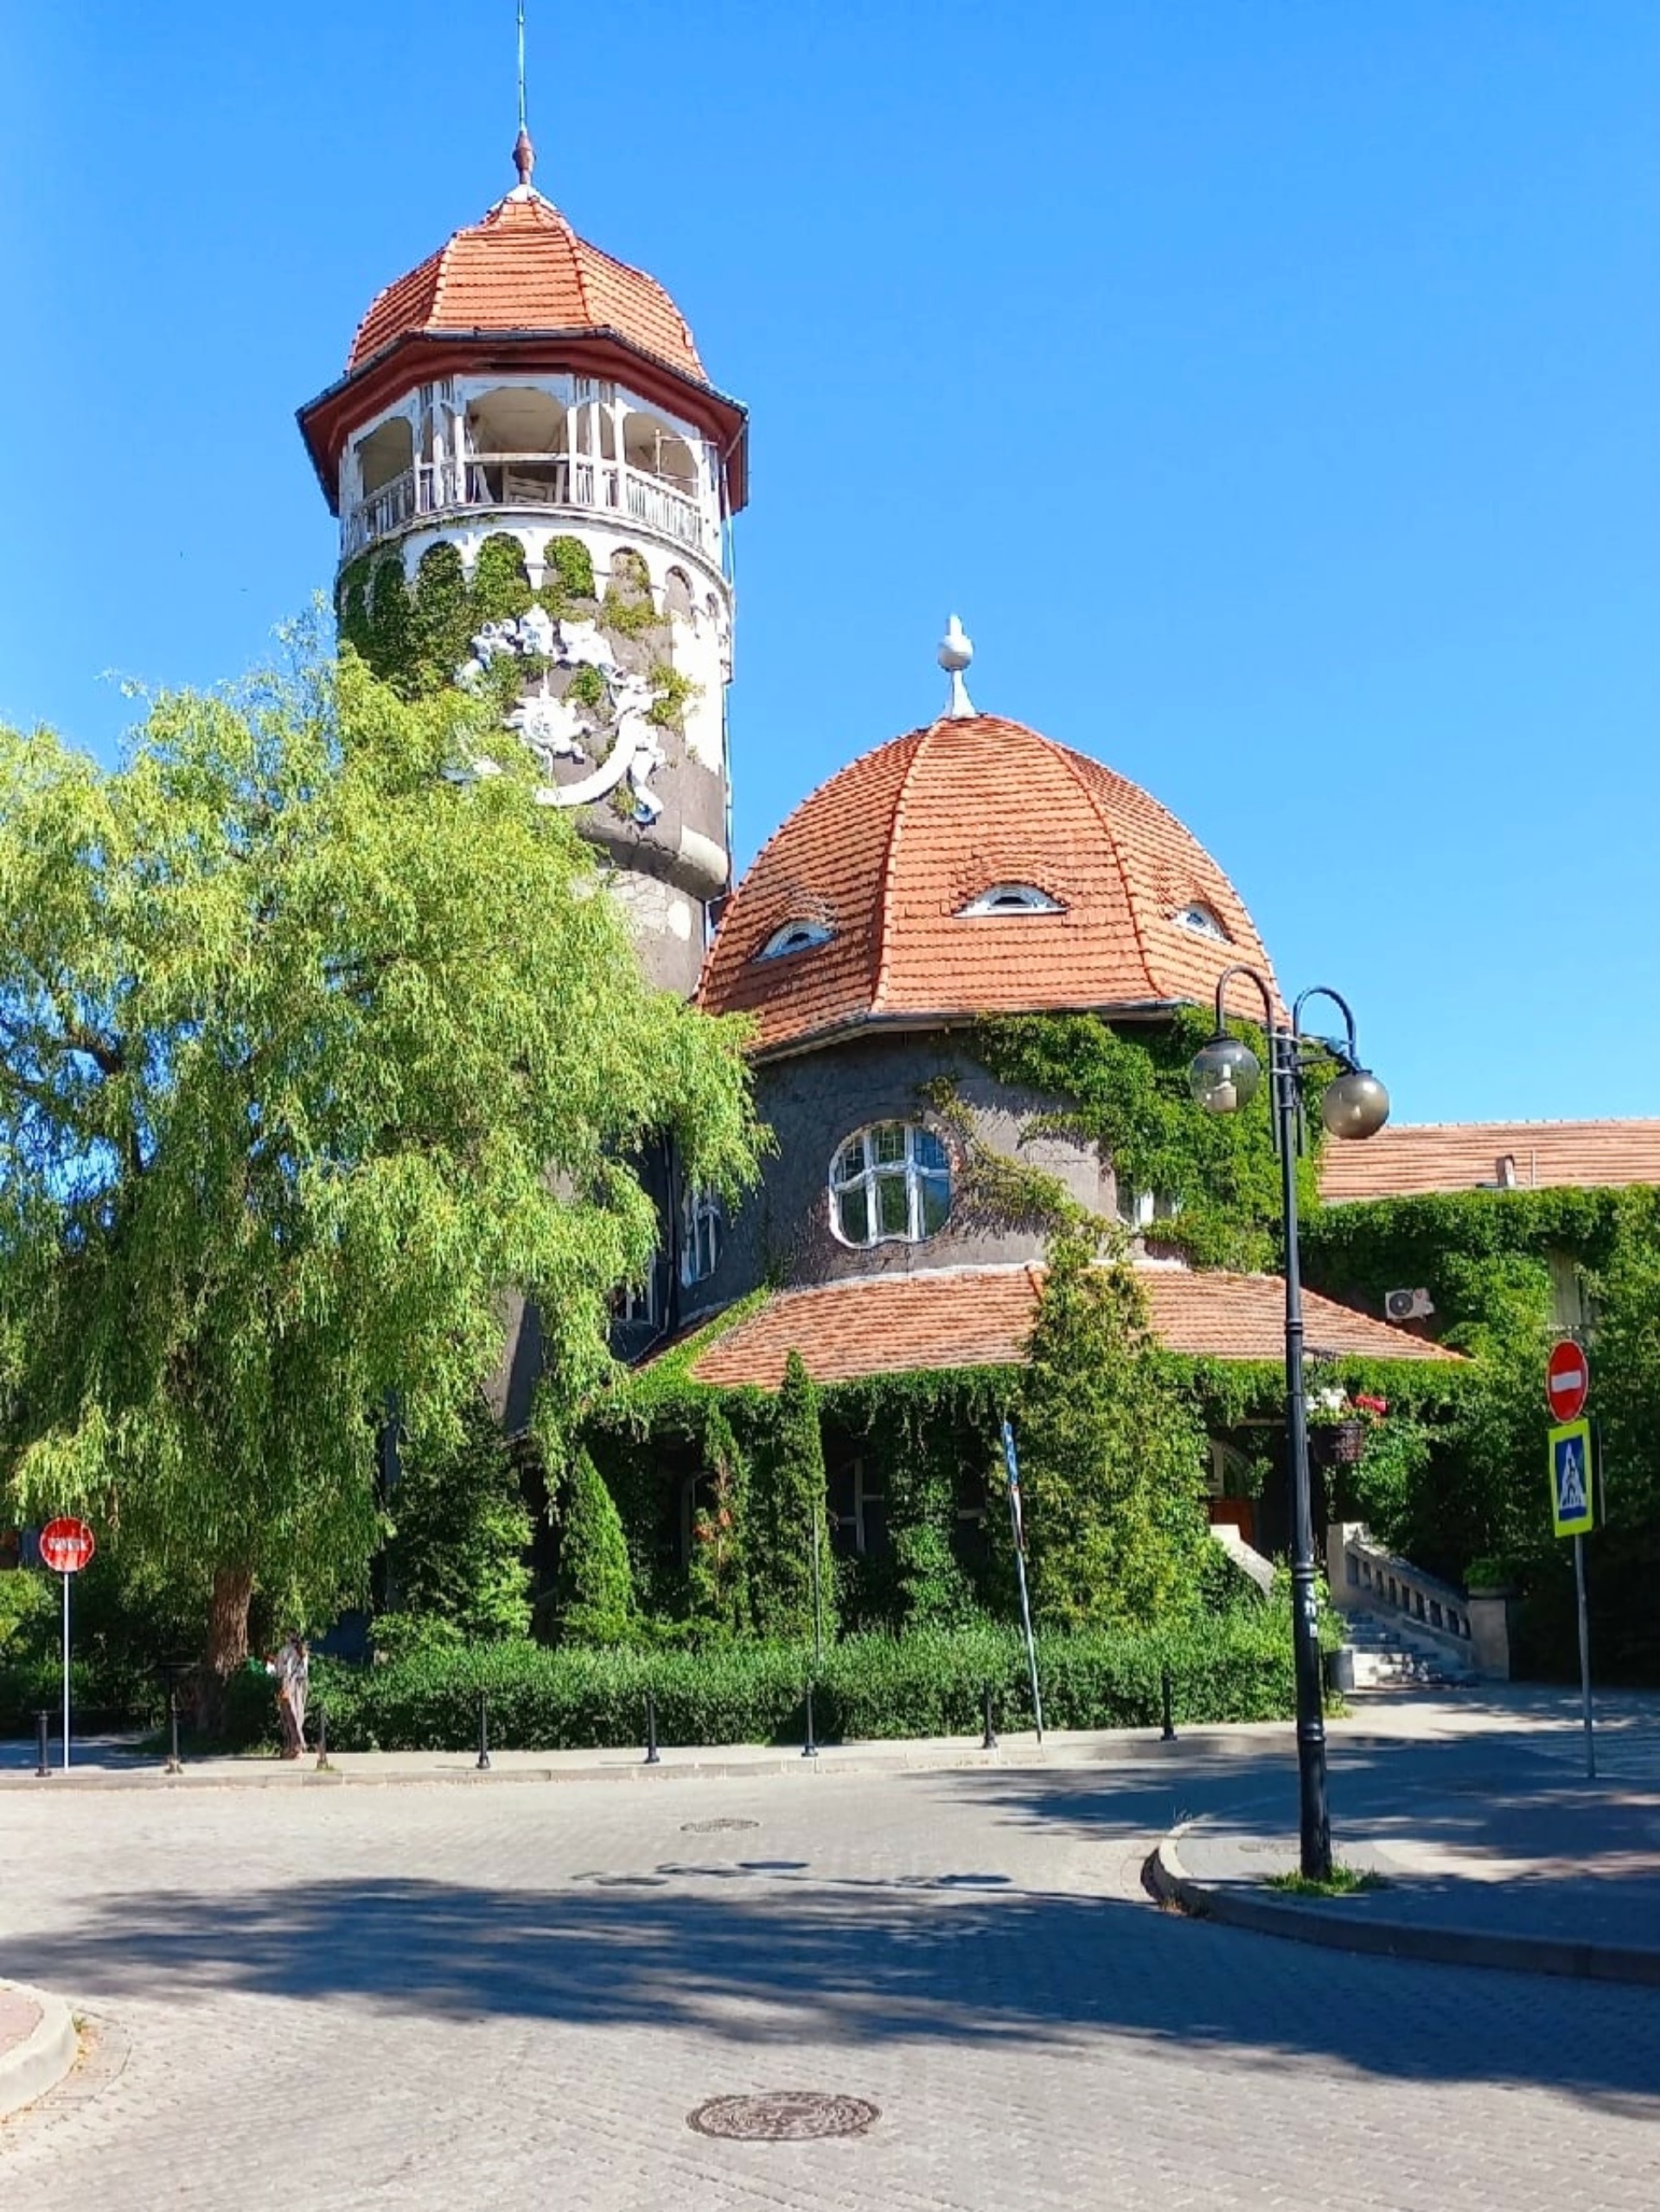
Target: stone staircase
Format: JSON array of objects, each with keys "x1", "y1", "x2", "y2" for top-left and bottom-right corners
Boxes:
[{"x1": 1341, "y1": 1606, "x2": 1479, "y2": 1690}]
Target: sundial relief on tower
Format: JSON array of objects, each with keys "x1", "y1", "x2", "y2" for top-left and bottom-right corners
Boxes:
[{"x1": 297, "y1": 124, "x2": 750, "y2": 996}]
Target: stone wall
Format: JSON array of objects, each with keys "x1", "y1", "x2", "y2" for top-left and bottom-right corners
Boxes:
[{"x1": 684, "y1": 1030, "x2": 1117, "y2": 1322}]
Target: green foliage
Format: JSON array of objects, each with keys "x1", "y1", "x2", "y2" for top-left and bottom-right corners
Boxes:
[
  {"x1": 554, "y1": 1450, "x2": 636, "y2": 1646},
  {"x1": 825, "y1": 1367, "x2": 1004, "y2": 1629},
  {"x1": 1301, "y1": 1185, "x2": 1659, "y2": 1326},
  {"x1": 567, "y1": 662, "x2": 608, "y2": 711},
  {"x1": 748, "y1": 1351, "x2": 835, "y2": 1645},
  {"x1": 970, "y1": 1010, "x2": 1321, "y2": 1271},
  {"x1": 383, "y1": 1397, "x2": 533, "y2": 1644},
  {"x1": 408, "y1": 542, "x2": 475, "y2": 696},
  {"x1": 220, "y1": 1613, "x2": 1302, "y2": 1751},
  {"x1": 470, "y1": 532, "x2": 533, "y2": 626},
  {"x1": 367, "y1": 553, "x2": 414, "y2": 679},
  {"x1": 687, "y1": 1405, "x2": 750, "y2": 1633},
  {"x1": 544, "y1": 535, "x2": 595, "y2": 599},
  {"x1": 600, "y1": 553, "x2": 659, "y2": 639},
  {"x1": 1017, "y1": 1232, "x2": 1211, "y2": 1629},
  {"x1": 0, "y1": 631, "x2": 763, "y2": 1676},
  {"x1": 646, "y1": 662, "x2": 698, "y2": 731}
]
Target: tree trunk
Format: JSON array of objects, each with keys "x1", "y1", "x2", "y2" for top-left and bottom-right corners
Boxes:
[{"x1": 198, "y1": 1565, "x2": 256, "y2": 1736}]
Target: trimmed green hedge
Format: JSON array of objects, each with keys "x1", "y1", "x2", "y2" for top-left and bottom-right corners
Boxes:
[{"x1": 225, "y1": 1616, "x2": 1301, "y2": 1752}]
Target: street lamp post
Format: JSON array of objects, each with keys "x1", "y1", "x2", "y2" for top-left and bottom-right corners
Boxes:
[{"x1": 1187, "y1": 968, "x2": 1389, "y2": 1882}]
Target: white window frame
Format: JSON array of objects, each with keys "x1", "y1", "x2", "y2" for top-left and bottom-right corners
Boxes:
[
  {"x1": 831, "y1": 1455, "x2": 888, "y2": 1555},
  {"x1": 829, "y1": 1121, "x2": 952, "y2": 1248},
  {"x1": 680, "y1": 1186, "x2": 722, "y2": 1285},
  {"x1": 757, "y1": 918, "x2": 833, "y2": 960},
  {"x1": 959, "y1": 883, "x2": 1065, "y2": 916},
  {"x1": 613, "y1": 1269, "x2": 658, "y2": 1327},
  {"x1": 1173, "y1": 902, "x2": 1230, "y2": 942},
  {"x1": 1116, "y1": 1187, "x2": 1181, "y2": 1232}
]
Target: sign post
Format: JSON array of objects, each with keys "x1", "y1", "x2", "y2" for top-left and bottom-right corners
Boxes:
[
  {"x1": 37, "y1": 1518, "x2": 96, "y2": 1772},
  {"x1": 1546, "y1": 1340, "x2": 1595, "y2": 1780},
  {"x1": 999, "y1": 1420, "x2": 1044, "y2": 1743}
]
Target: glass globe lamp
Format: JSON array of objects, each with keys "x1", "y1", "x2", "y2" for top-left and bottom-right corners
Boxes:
[
  {"x1": 1187, "y1": 1035, "x2": 1261, "y2": 1116},
  {"x1": 1320, "y1": 1068, "x2": 1390, "y2": 1141}
]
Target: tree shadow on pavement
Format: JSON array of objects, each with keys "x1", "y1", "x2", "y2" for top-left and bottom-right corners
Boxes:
[
  {"x1": 961, "y1": 1735, "x2": 1660, "y2": 1958},
  {"x1": 8, "y1": 1827, "x2": 1660, "y2": 2110}
]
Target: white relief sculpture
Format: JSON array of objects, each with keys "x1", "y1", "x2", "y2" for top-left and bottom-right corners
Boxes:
[
  {"x1": 551, "y1": 617, "x2": 616, "y2": 674},
  {"x1": 451, "y1": 612, "x2": 668, "y2": 826},
  {"x1": 507, "y1": 691, "x2": 590, "y2": 770},
  {"x1": 537, "y1": 664, "x2": 667, "y2": 825}
]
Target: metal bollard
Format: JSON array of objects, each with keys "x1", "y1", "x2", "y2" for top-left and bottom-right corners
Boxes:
[
  {"x1": 476, "y1": 1688, "x2": 492, "y2": 1772},
  {"x1": 315, "y1": 1703, "x2": 333, "y2": 1772},
  {"x1": 1160, "y1": 1665, "x2": 1177, "y2": 1743},
  {"x1": 981, "y1": 1682, "x2": 999, "y2": 1752},
  {"x1": 801, "y1": 1682, "x2": 819, "y2": 1759},
  {"x1": 35, "y1": 1707, "x2": 50, "y2": 1779},
  {"x1": 164, "y1": 1691, "x2": 183, "y2": 1775},
  {"x1": 644, "y1": 1687, "x2": 661, "y2": 1765}
]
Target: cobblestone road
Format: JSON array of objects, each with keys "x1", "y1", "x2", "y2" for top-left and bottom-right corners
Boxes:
[{"x1": 3, "y1": 1750, "x2": 1659, "y2": 2210}]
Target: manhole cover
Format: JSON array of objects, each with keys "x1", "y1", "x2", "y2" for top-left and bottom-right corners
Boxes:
[
  {"x1": 680, "y1": 1817, "x2": 761, "y2": 1833},
  {"x1": 686, "y1": 2092, "x2": 879, "y2": 2141}
]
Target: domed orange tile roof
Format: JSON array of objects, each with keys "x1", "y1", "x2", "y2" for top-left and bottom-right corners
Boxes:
[
  {"x1": 347, "y1": 162, "x2": 706, "y2": 384},
  {"x1": 699, "y1": 711, "x2": 1280, "y2": 1055}
]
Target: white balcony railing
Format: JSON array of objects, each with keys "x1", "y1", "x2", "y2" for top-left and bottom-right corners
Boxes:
[{"x1": 344, "y1": 452, "x2": 715, "y2": 563}]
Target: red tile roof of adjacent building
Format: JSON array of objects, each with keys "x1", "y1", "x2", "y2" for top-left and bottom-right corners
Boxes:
[
  {"x1": 699, "y1": 715, "x2": 1280, "y2": 1055},
  {"x1": 684, "y1": 1266, "x2": 1459, "y2": 1391},
  {"x1": 347, "y1": 188, "x2": 706, "y2": 384},
  {"x1": 1318, "y1": 1120, "x2": 1660, "y2": 1204}
]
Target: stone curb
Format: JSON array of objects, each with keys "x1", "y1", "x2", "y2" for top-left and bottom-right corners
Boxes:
[
  {"x1": 0, "y1": 1981, "x2": 78, "y2": 2121},
  {"x1": 1151, "y1": 1822, "x2": 1660, "y2": 1989},
  {"x1": 0, "y1": 1724, "x2": 1436, "y2": 1793}
]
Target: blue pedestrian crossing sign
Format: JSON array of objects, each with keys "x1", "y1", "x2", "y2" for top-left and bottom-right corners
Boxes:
[{"x1": 1548, "y1": 1419, "x2": 1594, "y2": 1538}]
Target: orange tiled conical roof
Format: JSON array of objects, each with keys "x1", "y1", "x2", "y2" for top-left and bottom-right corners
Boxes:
[
  {"x1": 699, "y1": 714, "x2": 1280, "y2": 1055},
  {"x1": 347, "y1": 185, "x2": 706, "y2": 384}
]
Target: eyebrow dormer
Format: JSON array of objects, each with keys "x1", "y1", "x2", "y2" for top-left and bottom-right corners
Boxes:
[
  {"x1": 757, "y1": 918, "x2": 835, "y2": 960},
  {"x1": 958, "y1": 883, "x2": 1065, "y2": 916}
]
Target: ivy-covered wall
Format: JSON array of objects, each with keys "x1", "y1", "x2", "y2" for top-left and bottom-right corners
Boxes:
[{"x1": 967, "y1": 1010, "x2": 1320, "y2": 1272}]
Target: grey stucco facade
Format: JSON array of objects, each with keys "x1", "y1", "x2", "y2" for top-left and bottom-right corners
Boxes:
[{"x1": 682, "y1": 1030, "x2": 1120, "y2": 1325}]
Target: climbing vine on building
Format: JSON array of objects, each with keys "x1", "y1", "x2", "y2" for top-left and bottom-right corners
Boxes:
[{"x1": 967, "y1": 1010, "x2": 1323, "y2": 1272}]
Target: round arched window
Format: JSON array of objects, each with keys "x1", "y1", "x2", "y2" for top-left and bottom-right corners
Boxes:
[{"x1": 829, "y1": 1122, "x2": 951, "y2": 1246}]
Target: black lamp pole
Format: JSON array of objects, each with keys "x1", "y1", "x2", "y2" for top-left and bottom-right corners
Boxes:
[
  {"x1": 1188, "y1": 967, "x2": 1389, "y2": 1884},
  {"x1": 1269, "y1": 1013, "x2": 1330, "y2": 1883}
]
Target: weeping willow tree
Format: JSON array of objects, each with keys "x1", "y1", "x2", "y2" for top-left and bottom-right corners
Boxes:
[{"x1": 0, "y1": 628, "x2": 761, "y2": 1705}]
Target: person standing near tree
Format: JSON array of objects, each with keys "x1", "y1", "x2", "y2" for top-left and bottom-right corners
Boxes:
[{"x1": 270, "y1": 1632, "x2": 310, "y2": 1760}]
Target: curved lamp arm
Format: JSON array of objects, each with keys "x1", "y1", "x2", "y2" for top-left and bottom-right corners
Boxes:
[
  {"x1": 1293, "y1": 985, "x2": 1362, "y2": 1071},
  {"x1": 1210, "y1": 962, "x2": 1276, "y2": 1035}
]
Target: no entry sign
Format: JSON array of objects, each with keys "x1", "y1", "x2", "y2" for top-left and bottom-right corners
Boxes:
[
  {"x1": 38, "y1": 1517, "x2": 96, "y2": 1575},
  {"x1": 1547, "y1": 1341, "x2": 1589, "y2": 1425}
]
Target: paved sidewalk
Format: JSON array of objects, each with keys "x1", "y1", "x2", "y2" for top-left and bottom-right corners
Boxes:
[{"x1": 1153, "y1": 1693, "x2": 1660, "y2": 1984}]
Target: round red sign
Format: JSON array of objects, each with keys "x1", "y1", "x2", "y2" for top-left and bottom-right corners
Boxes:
[
  {"x1": 1546, "y1": 1340, "x2": 1589, "y2": 1424},
  {"x1": 38, "y1": 1517, "x2": 96, "y2": 1575}
]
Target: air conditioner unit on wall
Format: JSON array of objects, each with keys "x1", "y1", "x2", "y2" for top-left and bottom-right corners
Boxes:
[{"x1": 1385, "y1": 1287, "x2": 1435, "y2": 1323}]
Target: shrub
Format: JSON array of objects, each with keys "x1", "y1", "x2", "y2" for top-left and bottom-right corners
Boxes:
[
  {"x1": 227, "y1": 1615, "x2": 1300, "y2": 1752},
  {"x1": 554, "y1": 1450, "x2": 635, "y2": 1646},
  {"x1": 382, "y1": 1398, "x2": 533, "y2": 1645},
  {"x1": 748, "y1": 1350, "x2": 834, "y2": 1645}
]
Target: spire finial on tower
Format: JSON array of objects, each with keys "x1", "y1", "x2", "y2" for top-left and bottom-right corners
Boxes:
[
  {"x1": 511, "y1": 4, "x2": 536, "y2": 194},
  {"x1": 937, "y1": 614, "x2": 976, "y2": 719}
]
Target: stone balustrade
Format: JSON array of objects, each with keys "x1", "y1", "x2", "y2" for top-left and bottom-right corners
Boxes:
[{"x1": 1325, "y1": 1520, "x2": 1514, "y2": 1679}]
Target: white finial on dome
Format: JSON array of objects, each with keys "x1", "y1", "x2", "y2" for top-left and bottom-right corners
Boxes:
[{"x1": 937, "y1": 614, "x2": 975, "y2": 720}]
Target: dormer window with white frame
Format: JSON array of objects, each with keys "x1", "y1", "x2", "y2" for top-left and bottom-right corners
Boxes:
[
  {"x1": 757, "y1": 918, "x2": 834, "y2": 960},
  {"x1": 680, "y1": 1187, "x2": 722, "y2": 1285},
  {"x1": 1173, "y1": 902, "x2": 1230, "y2": 943},
  {"x1": 959, "y1": 883, "x2": 1065, "y2": 916},
  {"x1": 830, "y1": 1122, "x2": 951, "y2": 1247}
]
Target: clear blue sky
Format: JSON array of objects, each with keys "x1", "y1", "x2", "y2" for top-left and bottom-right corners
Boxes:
[{"x1": 3, "y1": 3, "x2": 1656, "y2": 1124}]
